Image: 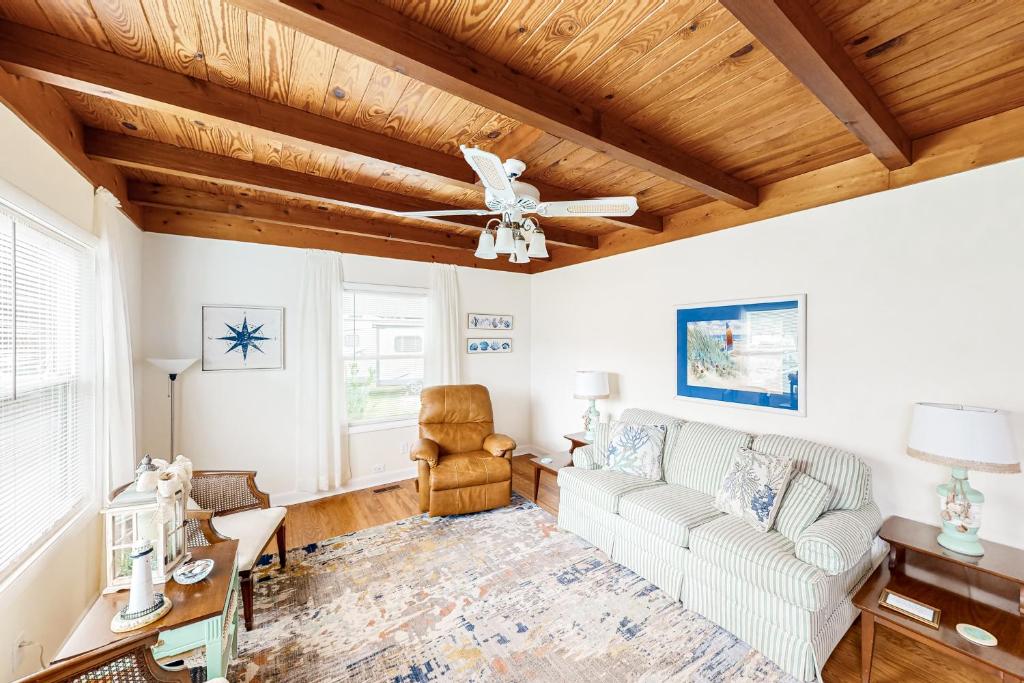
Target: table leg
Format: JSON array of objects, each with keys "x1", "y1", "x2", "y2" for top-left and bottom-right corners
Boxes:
[
  {"x1": 888, "y1": 546, "x2": 905, "y2": 572},
  {"x1": 532, "y1": 466, "x2": 541, "y2": 503},
  {"x1": 205, "y1": 616, "x2": 225, "y2": 679},
  {"x1": 861, "y1": 612, "x2": 875, "y2": 683}
]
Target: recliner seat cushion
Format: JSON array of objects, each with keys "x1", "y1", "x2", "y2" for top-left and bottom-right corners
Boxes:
[
  {"x1": 556, "y1": 467, "x2": 663, "y2": 513},
  {"x1": 429, "y1": 451, "x2": 511, "y2": 491},
  {"x1": 618, "y1": 484, "x2": 722, "y2": 547}
]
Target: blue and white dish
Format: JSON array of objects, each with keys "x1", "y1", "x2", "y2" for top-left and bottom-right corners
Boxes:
[{"x1": 173, "y1": 558, "x2": 214, "y2": 584}]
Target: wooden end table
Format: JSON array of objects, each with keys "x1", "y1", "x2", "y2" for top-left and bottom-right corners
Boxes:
[
  {"x1": 528, "y1": 451, "x2": 573, "y2": 505},
  {"x1": 853, "y1": 516, "x2": 1024, "y2": 683},
  {"x1": 563, "y1": 431, "x2": 592, "y2": 454},
  {"x1": 56, "y1": 541, "x2": 240, "y2": 680}
]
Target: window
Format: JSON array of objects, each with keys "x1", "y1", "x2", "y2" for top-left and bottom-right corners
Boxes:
[
  {"x1": 343, "y1": 285, "x2": 426, "y2": 425},
  {"x1": 0, "y1": 202, "x2": 93, "y2": 582}
]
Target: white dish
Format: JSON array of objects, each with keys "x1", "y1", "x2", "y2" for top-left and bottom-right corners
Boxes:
[{"x1": 173, "y1": 558, "x2": 214, "y2": 585}]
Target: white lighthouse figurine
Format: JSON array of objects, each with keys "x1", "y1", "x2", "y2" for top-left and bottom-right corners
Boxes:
[{"x1": 110, "y1": 540, "x2": 172, "y2": 632}]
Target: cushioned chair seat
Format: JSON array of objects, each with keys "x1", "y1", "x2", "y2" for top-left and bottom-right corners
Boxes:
[
  {"x1": 430, "y1": 451, "x2": 511, "y2": 491},
  {"x1": 212, "y1": 506, "x2": 287, "y2": 571},
  {"x1": 556, "y1": 467, "x2": 663, "y2": 513},
  {"x1": 618, "y1": 485, "x2": 723, "y2": 547}
]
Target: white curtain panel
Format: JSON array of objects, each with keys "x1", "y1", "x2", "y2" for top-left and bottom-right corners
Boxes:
[
  {"x1": 425, "y1": 263, "x2": 462, "y2": 386},
  {"x1": 296, "y1": 250, "x2": 349, "y2": 492},
  {"x1": 93, "y1": 187, "x2": 137, "y2": 497}
]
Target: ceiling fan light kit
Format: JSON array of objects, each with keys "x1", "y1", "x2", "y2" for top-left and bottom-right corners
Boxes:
[{"x1": 399, "y1": 146, "x2": 640, "y2": 266}]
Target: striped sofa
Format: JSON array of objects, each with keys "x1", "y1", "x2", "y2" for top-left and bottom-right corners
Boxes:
[{"x1": 556, "y1": 409, "x2": 887, "y2": 681}]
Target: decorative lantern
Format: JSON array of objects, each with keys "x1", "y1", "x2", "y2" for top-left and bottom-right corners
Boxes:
[{"x1": 102, "y1": 477, "x2": 188, "y2": 593}]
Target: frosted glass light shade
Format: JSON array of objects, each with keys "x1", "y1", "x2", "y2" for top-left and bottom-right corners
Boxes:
[
  {"x1": 511, "y1": 236, "x2": 530, "y2": 263},
  {"x1": 907, "y1": 403, "x2": 1020, "y2": 473},
  {"x1": 147, "y1": 358, "x2": 198, "y2": 377},
  {"x1": 494, "y1": 225, "x2": 515, "y2": 254},
  {"x1": 526, "y1": 231, "x2": 549, "y2": 258},
  {"x1": 574, "y1": 370, "x2": 609, "y2": 399},
  {"x1": 474, "y1": 230, "x2": 497, "y2": 259}
]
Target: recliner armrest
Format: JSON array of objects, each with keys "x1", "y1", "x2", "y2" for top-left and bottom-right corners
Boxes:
[
  {"x1": 409, "y1": 438, "x2": 440, "y2": 468},
  {"x1": 483, "y1": 433, "x2": 516, "y2": 457},
  {"x1": 795, "y1": 501, "x2": 882, "y2": 575}
]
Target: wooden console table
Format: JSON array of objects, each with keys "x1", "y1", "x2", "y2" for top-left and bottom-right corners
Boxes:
[
  {"x1": 56, "y1": 541, "x2": 240, "y2": 680},
  {"x1": 854, "y1": 516, "x2": 1024, "y2": 683}
]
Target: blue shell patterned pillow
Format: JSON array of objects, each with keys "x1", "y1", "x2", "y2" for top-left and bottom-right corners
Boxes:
[
  {"x1": 715, "y1": 446, "x2": 795, "y2": 532},
  {"x1": 604, "y1": 422, "x2": 668, "y2": 480}
]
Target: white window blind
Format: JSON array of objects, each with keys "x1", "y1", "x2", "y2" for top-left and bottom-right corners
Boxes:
[
  {"x1": 343, "y1": 286, "x2": 426, "y2": 425},
  {"x1": 0, "y1": 203, "x2": 93, "y2": 583}
]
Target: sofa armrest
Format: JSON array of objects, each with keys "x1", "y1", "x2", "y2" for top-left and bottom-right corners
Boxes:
[
  {"x1": 483, "y1": 433, "x2": 516, "y2": 457},
  {"x1": 795, "y1": 501, "x2": 882, "y2": 575},
  {"x1": 570, "y1": 444, "x2": 602, "y2": 470},
  {"x1": 409, "y1": 438, "x2": 440, "y2": 468}
]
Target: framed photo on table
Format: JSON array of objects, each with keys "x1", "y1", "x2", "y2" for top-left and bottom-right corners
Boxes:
[{"x1": 675, "y1": 295, "x2": 805, "y2": 415}]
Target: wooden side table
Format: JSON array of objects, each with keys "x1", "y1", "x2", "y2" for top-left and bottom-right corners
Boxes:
[
  {"x1": 853, "y1": 516, "x2": 1024, "y2": 683},
  {"x1": 563, "y1": 431, "x2": 592, "y2": 454},
  {"x1": 528, "y1": 451, "x2": 573, "y2": 506},
  {"x1": 56, "y1": 541, "x2": 240, "y2": 680}
]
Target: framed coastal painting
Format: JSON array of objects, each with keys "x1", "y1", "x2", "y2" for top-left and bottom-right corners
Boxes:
[
  {"x1": 202, "y1": 305, "x2": 284, "y2": 371},
  {"x1": 468, "y1": 313, "x2": 513, "y2": 331},
  {"x1": 675, "y1": 295, "x2": 805, "y2": 415},
  {"x1": 467, "y1": 338, "x2": 512, "y2": 354}
]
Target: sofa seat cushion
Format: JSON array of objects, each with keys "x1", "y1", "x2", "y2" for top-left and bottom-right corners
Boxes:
[
  {"x1": 618, "y1": 485, "x2": 722, "y2": 547},
  {"x1": 556, "y1": 467, "x2": 664, "y2": 513},
  {"x1": 689, "y1": 514, "x2": 831, "y2": 611},
  {"x1": 212, "y1": 506, "x2": 286, "y2": 571},
  {"x1": 430, "y1": 451, "x2": 511, "y2": 491}
]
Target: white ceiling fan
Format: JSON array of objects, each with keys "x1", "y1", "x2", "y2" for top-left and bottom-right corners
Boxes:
[{"x1": 397, "y1": 145, "x2": 639, "y2": 263}]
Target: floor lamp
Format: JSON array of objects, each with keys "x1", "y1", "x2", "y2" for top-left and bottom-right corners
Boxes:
[{"x1": 147, "y1": 358, "x2": 198, "y2": 459}]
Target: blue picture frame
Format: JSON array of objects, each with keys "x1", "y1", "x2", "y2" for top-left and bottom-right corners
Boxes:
[{"x1": 675, "y1": 295, "x2": 806, "y2": 415}]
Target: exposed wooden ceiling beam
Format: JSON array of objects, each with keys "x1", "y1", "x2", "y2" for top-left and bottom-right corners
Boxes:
[
  {"x1": 719, "y1": 0, "x2": 912, "y2": 169},
  {"x1": 142, "y1": 207, "x2": 528, "y2": 273},
  {"x1": 128, "y1": 182, "x2": 480, "y2": 251},
  {"x1": 85, "y1": 129, "x2": 596, "y2": 249},
  {"x1": 232, "y1": 0, "x2": 759, "y2": 209},
  {"x1": 0, "y1": 20, "x2": 659, "y2": 234}
]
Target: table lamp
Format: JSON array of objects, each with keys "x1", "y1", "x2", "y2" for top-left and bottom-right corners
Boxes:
[
  {"x1": 907, "y1": 403, "x2": 1020, "y2": 557},
  {"x1": 574, "y1": 370, "x2": 610, "y2": 440},
  {"x1": 147, "y1": 358, "x2": 198, "y2": 459}
]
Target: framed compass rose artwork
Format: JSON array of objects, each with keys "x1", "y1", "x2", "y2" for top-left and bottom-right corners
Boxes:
[{"x1": 202, "y1": 305, "x2": 284, "y2": 371}]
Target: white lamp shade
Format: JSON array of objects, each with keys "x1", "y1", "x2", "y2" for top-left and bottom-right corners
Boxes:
[
  {"x1": 526, "y1": 231, "x2": 549, "y2": 258},
  {"x1": 147, "y1": 358, "x2": 198, "y2": 376},
  {"x1": 907, "y1": 403, "x2": 1020, "y2": 473},
  {"x1": 574, "y1": 370, "x2": 609, "y2": 399},
  {"x1": 474, "y1": 230, "x2": 497, "y2": 259},
  {"x1": 494, "y1": 225, "x2": 515, "y2": 254},
  {"x1": 512, "y1": 236, "x2": 530, "y2": 263}
]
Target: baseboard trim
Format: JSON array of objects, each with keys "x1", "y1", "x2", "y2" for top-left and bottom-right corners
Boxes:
[{"x1": 271, "y1": 466, "x2": 418, "y2": 507}]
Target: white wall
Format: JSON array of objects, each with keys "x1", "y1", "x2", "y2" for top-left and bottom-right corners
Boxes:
[
  {"x1": 140, "y1": 235, "x2": 532, "y2": 500},
  {"x1": 531, "y1": 158, "x2": 1024, "y2": 550},
  {"x1": 1, "y1": 105, "x2": 144, "y2": 680}
]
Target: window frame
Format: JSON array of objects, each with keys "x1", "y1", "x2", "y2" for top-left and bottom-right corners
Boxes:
[
  {"x1": 342, "y1": 282, "x2": 427, "y2": 430},
  {"x1": 0, "y1": 179, "x2": 98, "y2": 591}
]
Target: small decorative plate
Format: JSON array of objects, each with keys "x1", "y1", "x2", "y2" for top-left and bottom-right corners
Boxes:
[
  {"x1": 540, "y1": 457, "x2": 553, "y2": 464},
  {"x1": 173, "y1": 558, "x2": 214, "y2": 585},
  {"x1": 956, "y1": 623, "x2": 998, "y2": 647}
]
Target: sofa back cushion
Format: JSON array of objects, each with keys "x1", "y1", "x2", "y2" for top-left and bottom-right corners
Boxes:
[
  {"x1": 751, "y1": 434, "x2": 871, "y2": 511},
  {"x1": 663, "y1": 421, "x2": 754, "y2": 494},
  {"x1": 593, "y1": 409, "x2": 683, "y2": 468}
]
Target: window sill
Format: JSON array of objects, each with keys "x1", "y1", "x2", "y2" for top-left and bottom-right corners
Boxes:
[{"x1": 348, "y1": 418, "x2": 418, "y2": 435}]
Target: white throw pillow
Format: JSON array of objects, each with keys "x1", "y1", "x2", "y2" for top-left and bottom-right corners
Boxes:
[
  {"x1": 604, "y1": 422, "x2": 668, "y2": 480},
  {"x1": 715, "y1": 446, "x2": 795, "y2": 532}
]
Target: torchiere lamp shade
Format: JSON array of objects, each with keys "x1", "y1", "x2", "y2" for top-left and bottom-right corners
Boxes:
[{"x1": 907, "y1": 403, "x2": 1020, "y2": 473}]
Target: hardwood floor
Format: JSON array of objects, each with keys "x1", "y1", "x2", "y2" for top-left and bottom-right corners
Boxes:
[{"x1": 274, "y1": 455, "x2": 993, "y2": 683}]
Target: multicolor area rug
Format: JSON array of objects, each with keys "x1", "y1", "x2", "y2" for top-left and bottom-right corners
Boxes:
[{"x1": 229, "y1": 496, "x2": 795, "y2": 682}]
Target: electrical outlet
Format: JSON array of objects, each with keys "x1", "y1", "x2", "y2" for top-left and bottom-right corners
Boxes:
[{"x1": 372, "y1": 464, "x2": 385, "y2": 474}]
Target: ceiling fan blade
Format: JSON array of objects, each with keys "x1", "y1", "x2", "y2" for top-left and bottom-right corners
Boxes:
[
  {"x1": 397, "y1": 209, "x2": 499, "y2": 217},
  {"x1": 461, "y1": 145, "x2": 517, "y2": 203},
  {"x1": 534, "y1": 196, "x2": 639, "y2": 218}
]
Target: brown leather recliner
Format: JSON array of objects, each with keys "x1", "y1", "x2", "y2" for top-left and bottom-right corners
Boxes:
[{"x1": 410, "y1": 384, "x2": 516, "y2": 516}]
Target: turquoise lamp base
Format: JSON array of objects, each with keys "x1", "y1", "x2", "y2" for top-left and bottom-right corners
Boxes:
[
  {"x1": 582, "y1": 400, "x2": 600, "y2": 441},
  {"x1": 935, "y1": 467, "x2": 985, "y2": 557}
]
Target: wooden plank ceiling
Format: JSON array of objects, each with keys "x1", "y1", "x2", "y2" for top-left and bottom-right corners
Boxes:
[{"x1": 1, "y1": 0, "x2": 1023, "y2": 272}]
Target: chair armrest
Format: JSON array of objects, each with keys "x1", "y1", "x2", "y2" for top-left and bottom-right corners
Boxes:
[
  {"x1": 570, "y1": 444, "x2": 602, "y2": 470},
  {"x1": 409, "y1": 438, "x2": 439, "y2": 468},
  {"x1": 191, "y1": 470, "x2": 270, "y2": 514},
  {"x1": 483, "y1": 433, "x2": 516, "y2": 457},
  {"x1": 186, "y1": 508, "x2": 231, "y2": 545},
  {"x1": 17, "y1": 631, "x2": 190, "y2": 682},
  {"x1": 796, "y1": 501, "x2": 882, "y2": 575}
]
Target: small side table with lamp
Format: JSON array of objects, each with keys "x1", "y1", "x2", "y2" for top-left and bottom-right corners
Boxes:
[{"x1": 574, "y1": 370, "x2": 609, "y2": 441}]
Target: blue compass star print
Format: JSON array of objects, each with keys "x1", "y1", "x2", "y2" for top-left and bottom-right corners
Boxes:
[{"x1": 217, "y1": 316, "x2": 270, "y2": 361}]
